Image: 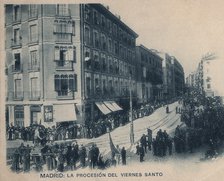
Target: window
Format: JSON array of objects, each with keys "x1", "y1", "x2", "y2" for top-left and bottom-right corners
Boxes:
[
  {"x1": 206, "y1": 77, "x2": 211, "y2": 82},
  {"x1": 84, "y1": 26, "x2": 91, "y2": 45},
  {"x1": 102, "y1": 79, "x2": 107, "y2": 94},
  {"x1": 101, "y1": 54, "x2": 107, "y2": 72},
  {"x1": 108, "y1": 80, "x2": 113, "y2": 93},
  {"x1": 54, "y1": 20, "x2": 74, "y2": 42},
  {"x1": 101, "y1": 34, "x2": 107, "y2": 51},
  {"x1": 55, "y1": 46, "x2": 75, "y2": 68},
  {"x1": 84, "y1": 47, "x2": 91, "y2": 69},
  {"x1": 93, "y1": 30, "x2": 99, "y2": 48},
  {"x1": 12, "y1": 28, "x2": 21, "y2": 46},
  {"x1": 107, "y1": 19, "x2": 112, "y2": 33},
  {"x1": 13, "y1": 5, "x2": 21, "y2": 22},
  {"x1": 93, "y1": 11, "x2": 99, "y2": 25},
  {"x1": 93, "y1": 51, "x2": 100, "y2": 70},
  {"x1": 84, "y1": 5, "x2": 91, "y2": 22},
  {"x1": 115, "y1": 41, "x2": 119, "y2": 55},
  {"x1": 108, "y1": 57, "x2": 113, "y2": 73},
  {"x1": 14, "y1": 106, "x2": 24, "y2": 127},
  {"x1": 30, "y1": 77, "x2": 40, "y2": 99},
  {"x1": 29, "y1": 50, "x2": 39, "y2": 71},
  {"x1": 30, "y1": 24, "x2": 38, "y2": 43},
  {"x1": 113, "y1": 24, "x2": 117, "y2": 37},
  {"x1": 86, "y1": 77, "x2": 91, "y2": 97},
  {"x1": 13, "y1": 53, "x2": 21, "y2": 72},
  {"x1": 14, "y1": 79, "x2": 23, "y2": 99},
  {"x1": 108, "y1": 38, "x2": 112, "y2": 52},
  {"x1": 54, "y1": 74, "x2": 77, "y2": 96},
  {"x1": 95, "y1": 78, "x2": 100, "y2": 95},
  {"x1": 29, "y1": 5, "x2": 38, "y2": 18},
  {"x1": 101, "y1": 15, "x2": 106, "y2": 28},
  {"x1": 57, "y1": 4, "x2": 69, "y2": 16},
  {"x1": 207, "y1": 84, "x2": 211, "y2": 89}
]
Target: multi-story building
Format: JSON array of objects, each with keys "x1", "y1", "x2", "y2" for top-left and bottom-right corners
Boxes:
[
  {"x1": 135, "y1": 45, "x2": 163, "y2": 104},
  {"x1": 188, "y1": 54, "x2": 223, "y2": 98},
  {"x1": 153, "y1": 51, "x2": 173, "y2": 101},
  {"x1": 171, "y1": 56, "x2": 185, "y2": 97},
  {"x1": 186, "y1": 72, "x2": 196, "y2": 88},
  {"x1": 5, "y1": 4, "x2": 138, "y2": 137}
]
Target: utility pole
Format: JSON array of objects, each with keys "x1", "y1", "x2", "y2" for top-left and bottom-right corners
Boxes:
[{"x1": 129, "y1": 76, "x2": 134, "y2": 145}]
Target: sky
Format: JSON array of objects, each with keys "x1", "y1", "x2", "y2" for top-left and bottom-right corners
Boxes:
[{"x1": 102, "y1": 0, "x2": 224, "y2": 76}]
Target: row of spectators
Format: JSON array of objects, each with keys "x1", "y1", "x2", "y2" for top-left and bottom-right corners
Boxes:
[{"x1": 181, "y1": 89, "x2": 224, "y2": 157}]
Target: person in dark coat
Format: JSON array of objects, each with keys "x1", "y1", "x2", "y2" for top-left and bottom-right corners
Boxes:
[
  {"x1": 71, "y1": 144, "x2": 79, "y2": 170},
  {"x1": 93, "y1": 144, "x2": 100, "y2": 168},
  {"x1": 88, "y1": 145, "x2": 94, "y2": 169},
  {"x1": 139, "y1": 144, "x2": 145, "y2": 162},
  {"x1": 66, "y1": 143, "x2": 72, "y2": 169},
  {"x1": 152, "y1": 138, "x2": 157, "y2": 156},
  {"x1": 79, "y1": 145, "x2": 87, "y2": 168},
  {"x1": 140, "y1": 134, "x2": 147, "y2": 153},
  {"x1": 166, "y1": 105, "x2": 169, "y2": 113},
  {"x1": 8, "y1": 124, "x2": 15, "y2": 140},
  {"x1": 57, "y1": 150, "x2": 65, "y2": 172},
  {"x1": 167, "y1": 137, "x2": 173, "y2": 155},
  {"x1": 11, "y1": 148, "x2": 20, "y2": 172},
  {"x1": 121, "y1": 147, "x2": 126, "y2": 165},
  {"x1": 45, "y1": 149, "x2": 53, "y2": 171},
  {"x1": 23, "y1": 145, "x2": 31, "y2": 172}
]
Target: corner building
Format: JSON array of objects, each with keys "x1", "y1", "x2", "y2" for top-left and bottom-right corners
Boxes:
[{"x1": 5, "y1": 4, "x2": 138, "y2": 138}]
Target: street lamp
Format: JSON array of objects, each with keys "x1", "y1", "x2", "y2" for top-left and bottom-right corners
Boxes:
[{"x1": 129, "y1": 75, "x2": 134, "y2": 145}]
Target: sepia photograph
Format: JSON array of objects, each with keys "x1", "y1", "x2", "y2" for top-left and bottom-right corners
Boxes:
[{"x1": 1, "y1": 0, "x2": 224, "y2": 180}]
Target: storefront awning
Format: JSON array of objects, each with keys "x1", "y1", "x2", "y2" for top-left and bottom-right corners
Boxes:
[
  {"x1": 95, "y1": 102, "x2": 112, "y2": 115},
  {"x1": 110, "y1": 101, "x2": 123, "y2": 111},
  {"x1": 54, "y1": 104, "x2": 77, "y2": 122},
  {"x1": 103, "y1": 101, "x2": 117, "y2": 112}
]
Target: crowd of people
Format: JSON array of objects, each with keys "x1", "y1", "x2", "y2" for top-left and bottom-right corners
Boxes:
[
  {"x1": 11, "y1": 95, "x2": 220, "y2": 173},
  {"x1": 10, "y1": 138, "x2": 128, "y2": 173},
  {"x1": 7, "y1": 123, "x2": 84, "y2": 143},
  {"x1": 135, "y1": 130, "x2": 173, "y2": 162},
  {"x1": 181, "y1": 89, "x2": 224, "y2": 157}
]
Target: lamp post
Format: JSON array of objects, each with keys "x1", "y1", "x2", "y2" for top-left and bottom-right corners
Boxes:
[{"x1": 129, "y1": 76, "x2": 134, "y2": 145}]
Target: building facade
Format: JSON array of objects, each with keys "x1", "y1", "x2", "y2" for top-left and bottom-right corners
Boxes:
[
  {"x1": 153, "y1": 51, "x2": 173, "y2": 101},
  {"x1": 5, "y1": 4, "x2": 138, "y2": 137},
  {"x1": 171, "y1": 56, "x2": 185, "y2": 97},
  {"x1": 135, "y1": 45, "x2": 163, "y2": 104},
  {"x1": 186, "y1": 54, "x2": 224, "y2": 98}
]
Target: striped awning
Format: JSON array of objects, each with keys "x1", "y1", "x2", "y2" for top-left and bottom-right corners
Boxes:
[
  {"x1": 103, "y1": 101, "x2": 123, "y2": 112},
  {"x1": 95, "y1": 102, "x2": 112, "y2": 115}
]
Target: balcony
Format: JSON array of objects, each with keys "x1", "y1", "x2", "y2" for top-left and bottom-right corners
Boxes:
[
  {"x1": 11, "y1": 39, "x2": 22, "y2": 48},
  {"x1": 12, "y1": 64, "x2": 22, "y2": 73},
  {"x1": 28, "y1": 11, "x2": 38, "y2": 20},
  {"x1": 56, "y1": 91, "x2": 74, "y2": 100},
  {"x1": 13, "y1": 92, "x2": 24, "y2": 100},
  {"x1": 93, "y1": 62, "x2": 101, "y2": 71},
  {"x1": 28, "y1": 63, "x2": 40, "y2": 72},
  {"x1": 56, "y1": 61, "x2": 73, "y2": 71},
  {"x1": 55, "y1": 9, "x2": 71, "y2": 18},
  {"x1": 55, "y1": 34, "x2": 72, "y2": 44},
  {"x1": 29, "y1": 91, "x2": 41, "y2": 100},
  {"x1": 12, "y1": 18, "x2": 21, "y2": 25}
]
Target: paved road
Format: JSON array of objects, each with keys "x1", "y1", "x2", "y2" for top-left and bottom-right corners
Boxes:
[{"x1": 75, "y1": 101, "x2": 183, "y2": 156}]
